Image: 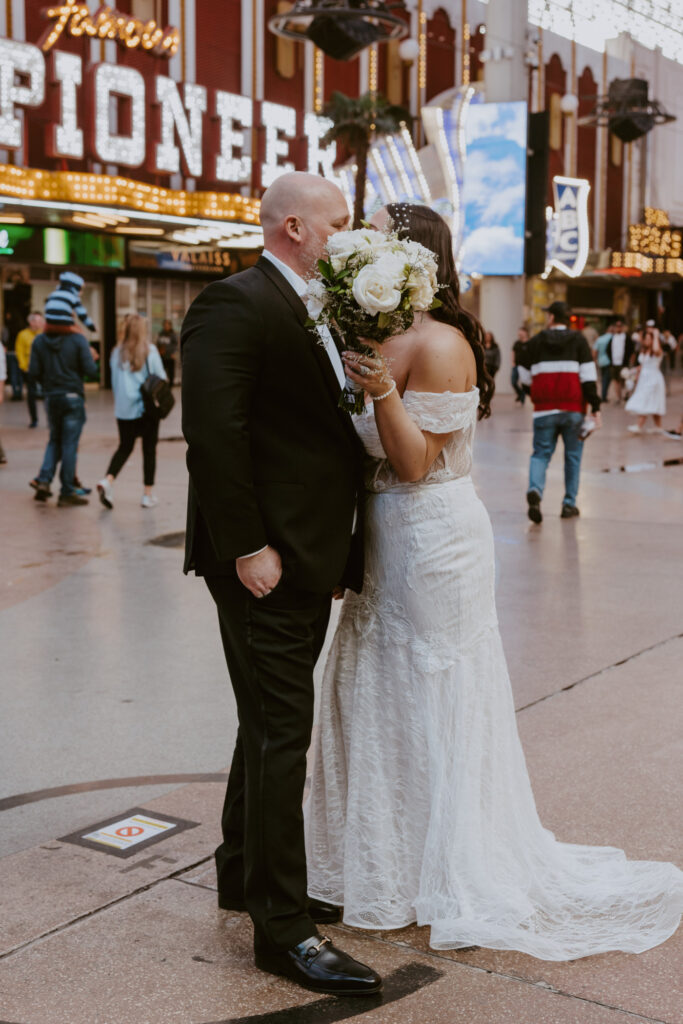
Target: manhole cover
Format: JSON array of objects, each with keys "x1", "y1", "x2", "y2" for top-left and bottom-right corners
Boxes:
[{"x1": 147, "y1": 532, "x2": 185, "y2": 548}]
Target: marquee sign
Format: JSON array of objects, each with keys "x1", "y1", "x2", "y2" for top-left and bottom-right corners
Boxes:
[
  {"x1": 611, "y1": 208, "x2": 683, "y2": 276},
  {"x1": 546, "y1": 176, "x2": 590, "y2": 278},
  {"x1": 40, "y1": 1, "x2": 179, "y2": 58},
  {"x1": 0, "y1": 36, "x2": 336, "y2": 187}
]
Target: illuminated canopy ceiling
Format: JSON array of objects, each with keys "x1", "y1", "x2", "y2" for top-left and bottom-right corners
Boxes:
[{"x1": 527, "y1": 0, "x2": 683, "y2": 64}]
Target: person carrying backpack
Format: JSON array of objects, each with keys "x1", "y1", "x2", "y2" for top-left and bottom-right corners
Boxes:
[{"x1": 97, "y1": 314, "x2": 167, "y2": 509}]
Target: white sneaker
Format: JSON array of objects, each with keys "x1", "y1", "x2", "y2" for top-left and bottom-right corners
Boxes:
[
  {"x1": 141, "y1": 494, "x2": 158, "y2": 508},
  {"x1": 97, "y1": 478, "x2": 113, "y2": 508},
  {"x1": 627, "y1": 425, "x2": 642, "y2": 434}
]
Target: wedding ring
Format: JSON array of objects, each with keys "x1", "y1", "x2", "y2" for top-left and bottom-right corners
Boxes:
[{"x1": 360, "y1": 364, "x2": 370, "y2": 376}]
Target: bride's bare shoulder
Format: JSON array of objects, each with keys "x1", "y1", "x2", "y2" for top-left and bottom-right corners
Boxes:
[{"x1": 407, "y1": 318, "x2": 476, "y2": 393}]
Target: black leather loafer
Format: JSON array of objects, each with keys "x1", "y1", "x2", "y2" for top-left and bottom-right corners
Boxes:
[
  {"x1": 255, "y1": 935, "x2": 382, "y2": 995},
  {"x1": 218, "y1": 895, "x2": 340, "y2": 924},
  {"x1": 561, "y1": 504, "x2": 580, "y2": 518}
]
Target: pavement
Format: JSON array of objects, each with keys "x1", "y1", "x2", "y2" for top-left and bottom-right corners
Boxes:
[{"x1": 0, "y1": 378, "x2": 682, "y2": 1024}]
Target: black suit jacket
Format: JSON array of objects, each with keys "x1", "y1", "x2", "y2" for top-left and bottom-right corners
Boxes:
[
  {"x1": 181, "y1": 256, "x2": 364, "y2": 593},
  {"x1": 606, "y1": 333, "x2": 635, "y2": 367}
]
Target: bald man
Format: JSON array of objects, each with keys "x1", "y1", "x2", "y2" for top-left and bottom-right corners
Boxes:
[{"x1": 181, "y1": 173, "x2": 379, "y2": 995}]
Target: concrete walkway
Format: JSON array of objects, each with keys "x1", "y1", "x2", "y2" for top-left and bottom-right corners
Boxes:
[{"x1": 0, "y1": 381, "x2": 681, "y2": 1023}]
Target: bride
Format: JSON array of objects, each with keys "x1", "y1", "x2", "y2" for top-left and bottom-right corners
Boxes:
[{"x1": 304, "y1": 202, "x2": 683, "y2": 960}]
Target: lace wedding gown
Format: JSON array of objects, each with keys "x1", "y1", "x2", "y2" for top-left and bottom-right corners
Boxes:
[{"x1": 305, "y1": 387, "x2": 683, "y2": 960}]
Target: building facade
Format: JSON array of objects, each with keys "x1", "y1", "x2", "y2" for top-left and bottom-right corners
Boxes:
[{"x1": 0, "y1": 0, "x2": 681, "y2": 381}]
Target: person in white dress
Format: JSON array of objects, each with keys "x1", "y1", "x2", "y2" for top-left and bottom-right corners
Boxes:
[
  {"x1": 625, "y1": 327, "x2": 666, "y2": 434},
  {"x1": 305, "y1": 203, "x2": 683, "y2": 961}
]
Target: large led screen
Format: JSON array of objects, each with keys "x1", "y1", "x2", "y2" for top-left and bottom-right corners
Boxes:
[{"x1": 460, "y1": 101, "x2": 528, "y2": 276}]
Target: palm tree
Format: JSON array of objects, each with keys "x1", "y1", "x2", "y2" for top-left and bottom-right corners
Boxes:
[{"x1": 321, "y1": 91, "x2": 413, "y2": 228}]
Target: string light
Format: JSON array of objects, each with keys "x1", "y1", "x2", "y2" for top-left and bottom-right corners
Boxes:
[
  {"x1": 40, "y1": 0, "x2": 180, "y2": 58},
  {"x1": 369, "y1": 43, "x2": 378, "y2": 95},
  {"x1": 0, "y1": 164, "x2": 261, "y2": 222},
  {"x1": 0, "y1": 40, "x2": 45, "y2": 149},
  {"x1": 463, "y1": 22, "x2": 470, "y2": 85},
  {"x1": 314, "y1": 47, "x2": 324, "y2": 114},
  {"x1": 215, "y1": 92, "x2": 252, "y2": 183},
  {"x1": 94, "y1": 63, "x2": 146, "y2": 167},
  {"x1": 51, "y1": 50, "x2": 83, "y2": 158},
  {"x1": 418, "y1": 9, "x2": 427, "y2": 91},
  {"x1": 154, "y1": 77, "x2": 207, "y2": 177},
  {"x1": 261, "y1": 101, "x2": 296, "y2": 187}
]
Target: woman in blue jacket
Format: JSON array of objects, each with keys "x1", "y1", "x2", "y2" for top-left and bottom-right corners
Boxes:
[{"x1": 97, "y1": 314, "x2": 166, "y2": 509}]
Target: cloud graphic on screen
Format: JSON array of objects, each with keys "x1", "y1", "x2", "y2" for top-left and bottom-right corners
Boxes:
[
  {"x1": 466, "y1": 103, "x2": 527, "y2": 147},
  {"x1": 462, "y1": 225, "x2": 524, "y2": 275}
]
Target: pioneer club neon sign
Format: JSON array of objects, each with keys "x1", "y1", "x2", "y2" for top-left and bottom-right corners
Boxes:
[
  {"x1": 0, "y1": 34, "x2": 336, "y2": 185},
  {"x1": 40, "y1": 1, "x2": 180, "y2": 58}
]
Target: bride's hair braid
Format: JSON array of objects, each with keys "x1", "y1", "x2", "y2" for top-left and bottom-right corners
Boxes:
[{"x1": 386, "y1": 202, "x2": 494, "y2": 419}]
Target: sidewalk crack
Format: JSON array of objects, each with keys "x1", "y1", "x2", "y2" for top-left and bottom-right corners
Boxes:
[{"x1": 516, "y1": 631, "x2": 683, "y2": 714}]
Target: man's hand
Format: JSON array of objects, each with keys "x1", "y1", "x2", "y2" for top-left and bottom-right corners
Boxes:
[
  {"x1": 90, "y1": 346, "x2": 100, "y2": 361},
  {"x1": 236, "y1": 546, "x2": 282, "y2": 599}
]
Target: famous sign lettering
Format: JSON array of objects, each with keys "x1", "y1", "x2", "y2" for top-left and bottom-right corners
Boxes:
[
  {"x1": 40, "y1": 1, "x2": 180, "y2": 58},
  {"x1": 0, "y1": 36, "x2": 336, "y2": 185},
  {"x1": 546, "y1": 176, "x2": 590, "y2": 278}
]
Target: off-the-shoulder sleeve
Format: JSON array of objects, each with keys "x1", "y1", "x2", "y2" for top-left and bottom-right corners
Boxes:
[{"x1": 402, "y1": 389, "x2": 478, "y2": 433}]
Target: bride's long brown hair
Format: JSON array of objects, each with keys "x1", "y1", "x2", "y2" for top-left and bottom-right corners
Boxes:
[{"x1": 386, "y1": 203, "x2": 494, "y2": 419}]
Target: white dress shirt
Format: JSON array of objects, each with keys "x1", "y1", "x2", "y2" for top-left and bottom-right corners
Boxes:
[
  {"x1": 262, "y1": 249, "x2": 346, "y2": 388},
  {"x1": 241, "y1": 250, "x2": 347, "y2": 560},
  {"x1": 611, "y1": 332, "x2": 626, "y2": 366}
]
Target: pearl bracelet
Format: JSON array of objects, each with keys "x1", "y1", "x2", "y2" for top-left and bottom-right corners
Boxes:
[{"x1": 373, "y1": 381, "x2": 397, "y2": 402}]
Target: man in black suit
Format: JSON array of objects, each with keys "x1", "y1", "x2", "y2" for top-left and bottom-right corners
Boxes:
[{"x1": 181, "y1": 173, "x2": 379, "y2": 996}]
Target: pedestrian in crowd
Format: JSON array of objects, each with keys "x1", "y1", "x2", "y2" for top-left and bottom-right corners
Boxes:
[
  {"x1": 3, "y1": 270, "x2": 31, "y2": 400},
  {"x1": 28, "y1": 313, "x2": 99, "y2": 506},
  {"x1": 15, "y1": 311, "x2": 45, "y2": 428},
  {"x1": 517, "y1": 301, "x2": 601, "y2": 523},
  {"x1": 0, "y1": 337, "x2": 7, "y2": 465},
  {"x1": 593, "y1": 322, "x2": 613, "y2": 402},
  {"x1": 483, "y1": 331, "x2": 501, "y2": 378},
  {"x1": 606, "y1": 318, "x2": 634, "y2": 402},
  {"x1": 582, "y1": 322, "x2": 599, "y2": 348},
  {"x1": 97, "y1": 314, "x2": 166, "y2": 510},
  {"x1": 44, "y1": 271, "x2": 97, "y2": 336},
  {"x1": 661, "y1": 329, "x2": 677, "y2": 372},
  {"x1": 626, "y1": 327, "x2": 666, "y2": 435},
  {"x1": 156, "y1": 319, "x2": 178, "y2": 386},
  {"x1": 511, "y1": 326, "x2": 529, "y2": 403}
]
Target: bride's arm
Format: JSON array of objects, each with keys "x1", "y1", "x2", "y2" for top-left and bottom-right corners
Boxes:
[{"x1": 343, "y1": 335, "x2": 470, "y2": 484}]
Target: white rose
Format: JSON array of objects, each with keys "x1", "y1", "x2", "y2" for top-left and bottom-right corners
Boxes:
[
  {"x1": 305, "y1": 278, "x2": 327, "y2": 320},
  {"x1": 352, "y1": 259, "x2": 404, "y2": 316},
  {"x1": 407, "y1": 274, "x2": 436, "y2": 311},
  {"x1": 327, "y1": 229, "x2": 377, "y2": 273}
]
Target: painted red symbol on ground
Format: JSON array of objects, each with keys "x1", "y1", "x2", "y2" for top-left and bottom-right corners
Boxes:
[{"x1": 116, "y1": 825, "x2": 144, "y2": 837}]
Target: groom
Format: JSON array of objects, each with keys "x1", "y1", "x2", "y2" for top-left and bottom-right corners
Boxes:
[{"x1": 181, "y1": 173, "x2": 378, "y2": 995}]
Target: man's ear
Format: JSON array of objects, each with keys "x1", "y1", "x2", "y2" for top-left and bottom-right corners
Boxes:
[{"x1": 284, "y1": 215, "x2": 302, "y2": 243}]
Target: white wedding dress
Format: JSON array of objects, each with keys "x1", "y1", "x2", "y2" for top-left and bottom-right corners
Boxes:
[{"x1": 305, "y1": 387, "x2": 683, "y2": 960}]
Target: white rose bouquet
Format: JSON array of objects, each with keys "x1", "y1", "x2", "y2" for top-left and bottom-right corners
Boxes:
[{"x1": 305, "y1": 226, "x2": 441, "y2": 414}]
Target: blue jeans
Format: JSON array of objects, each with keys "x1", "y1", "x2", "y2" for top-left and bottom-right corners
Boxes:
[
  {"x1": 600, "y1": 365, "x2": 611, "y2": 401},
  {"x1": 529, "y1": 411, "x2": 584, "y2": 508},
  {"x1": 6, "y1": 351, "x2": 22, "y2": 399},
  {"x1": 38, "y1": 393, "x2": 86, "y2": 496},
  {"x1": 511, "y1": 366, "x2": 526, "y2": 403}
]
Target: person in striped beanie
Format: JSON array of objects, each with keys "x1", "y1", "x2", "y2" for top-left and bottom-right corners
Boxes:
[{"x1": 44, "y1": 272, "x2": 96, "y2": 333}]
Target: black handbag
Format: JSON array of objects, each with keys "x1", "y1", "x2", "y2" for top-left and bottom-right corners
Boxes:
[{"x1": 140, "y1": 356, "x2": 175, "y2": 420}]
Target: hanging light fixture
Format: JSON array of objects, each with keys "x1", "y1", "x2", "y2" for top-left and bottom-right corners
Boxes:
[
  {"x1": 578, "y1": 79, "x2": 676, "y2": 143},
  {"x1": 268, "y1": 0, "x2": 409, "y2": 62}
]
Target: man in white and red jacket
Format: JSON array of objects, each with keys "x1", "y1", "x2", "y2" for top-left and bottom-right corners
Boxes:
[{"x1": 517, "y1": 301, "x2": 602, "y2": 523}]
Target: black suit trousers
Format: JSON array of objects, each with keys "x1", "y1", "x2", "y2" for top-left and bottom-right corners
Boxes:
[{"x1": 205, "y1": 574, "x2": 331, "y2": 953}]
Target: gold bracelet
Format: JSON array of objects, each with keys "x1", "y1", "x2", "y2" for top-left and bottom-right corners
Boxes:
[{"x1": 373, "y1": 381, "x2": 397, "y2": 402}]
